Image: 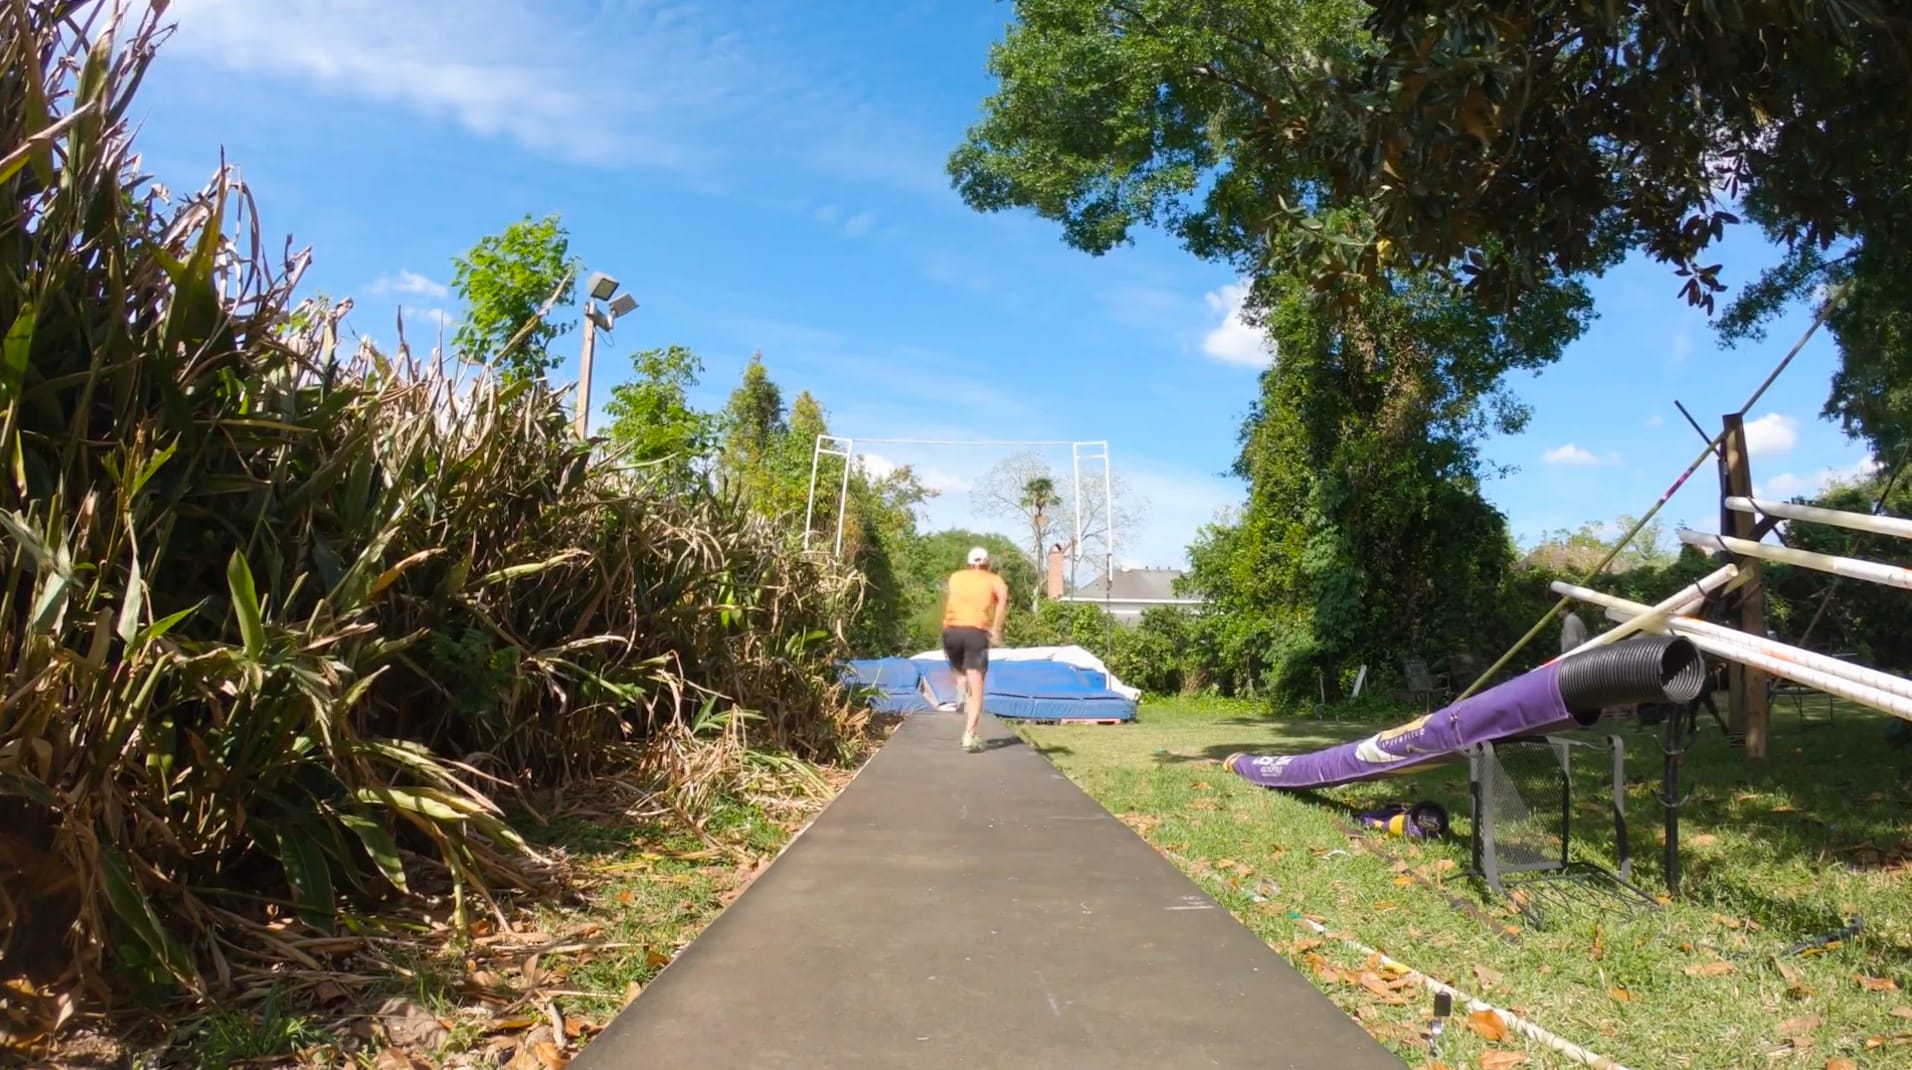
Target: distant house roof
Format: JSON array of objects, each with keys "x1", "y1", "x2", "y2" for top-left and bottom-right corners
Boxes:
[{"x1": 1059, "y1": 568, "x2": 1203, "y2": 606}]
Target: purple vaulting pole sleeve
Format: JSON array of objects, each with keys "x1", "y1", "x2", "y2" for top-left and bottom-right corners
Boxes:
[{"x1": 1225, "y1": 664, "x2": 1573, "y2": 791}]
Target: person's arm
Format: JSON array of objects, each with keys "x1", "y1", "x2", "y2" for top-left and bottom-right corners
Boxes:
[{"x1": 989, "y1": 577, "x2": 1009, "y2": 645}]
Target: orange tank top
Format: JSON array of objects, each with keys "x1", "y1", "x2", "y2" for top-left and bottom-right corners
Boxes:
[{"x1": 943, "y1": 569, "x2": 998, "y2": 629}]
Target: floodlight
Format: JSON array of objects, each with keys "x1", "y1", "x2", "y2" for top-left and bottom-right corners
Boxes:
[
  {"x1": 586, "y1": 271, "x2": 619, "y2": 301},
  {"x1": 608, "y1": 293, "x2": 639, "y2": 318}
]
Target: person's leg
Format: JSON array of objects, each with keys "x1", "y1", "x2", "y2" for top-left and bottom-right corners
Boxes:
[
  {"x1": 963, "y1": 666, "x2": 985, "y2": 747},
  {"x1": 962, "y1": 627, "x2": 988, "y2": 751},
  {"x1": 939, "y1": 627, "x2": 965, "y2": 712}
]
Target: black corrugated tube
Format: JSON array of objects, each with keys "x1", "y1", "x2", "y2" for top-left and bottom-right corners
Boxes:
[{"x1": 1556, "y1": 635, "x2": 1707, "y2": 721}]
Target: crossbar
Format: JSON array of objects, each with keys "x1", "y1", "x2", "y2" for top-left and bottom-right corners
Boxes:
[
  {"x1": 1677, "y1": 528, "x2": 1912, "y2": 591},
  {"x1": 1724, "y1": 496, "x2": 1912, "y2": 541}
]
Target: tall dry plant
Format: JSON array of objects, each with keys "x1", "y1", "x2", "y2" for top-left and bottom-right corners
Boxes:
[{"x1": 0, "y1": 0, "x2": 863, "y2": 1027}]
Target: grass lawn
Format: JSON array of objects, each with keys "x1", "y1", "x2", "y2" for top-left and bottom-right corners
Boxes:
[{"x1": 1021, "y1": 696, "x2": 1912, "y2": 1070}]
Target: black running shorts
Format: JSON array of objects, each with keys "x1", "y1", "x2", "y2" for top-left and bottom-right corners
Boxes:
[{"x1": 941, "y1": 625, "x2": 990, "y2": 673}]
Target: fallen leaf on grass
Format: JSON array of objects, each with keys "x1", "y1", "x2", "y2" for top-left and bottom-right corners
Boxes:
[
  {"x1": 1466, "y1": 1009, "x2": 1510, "y2": 1042},
  {"x1": 1473, "y1": 965, "x2": 1503, "y2": 990},
  {"x1": 1858, "y1": 975, "x2": 1900, "y2": 992},
  {"x1": 1609, "y1": 988, "x2": 1633, "y2": 1002},
  {"x1": 1479, "y1": 1051, "x2": 1529, "y2": 1069},
  {"x1": 1864, "y1": 1032, "x2": 1912, "y2": 1049},
  {"x1": 1825, "y1": 1060, "x2": 1856, "y2": 1070},
  {"x1": 1892, "y1": 1006, "x2": 1912, "y2": 1019},
  {"x1": 1778, "y1": 1015, "x2": 1823, "y2": 1038},
  {"x1": 622, "y1": 981, "x2": 642, "y2": 1007},
  {"x1": 1685, "y1": 961, "x2": 1736, "y2": 977},
  {"x1": 374, "y1": 1052, "x2": 425, "y2": 1070},
  {"x1": 1690, "y1": 833, "x2": 1719, "y2": 846},
  {"x1": 535, "y1": 1041, "x2": 568, "y2": 1069}
]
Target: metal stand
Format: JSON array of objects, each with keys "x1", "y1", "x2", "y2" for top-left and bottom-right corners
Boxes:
[{"x1": 1466, "y1": 733, "x2": 1659, "y2": 928}]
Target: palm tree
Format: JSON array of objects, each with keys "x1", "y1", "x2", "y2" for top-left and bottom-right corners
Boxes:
[{"x1": 1020, "y1": 476, "x2": 1058, "y2": 610}]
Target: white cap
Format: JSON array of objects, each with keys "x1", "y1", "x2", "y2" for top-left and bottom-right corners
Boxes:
[{"x1": 966, "y1": 546, "x2": 990, "y2": 566}]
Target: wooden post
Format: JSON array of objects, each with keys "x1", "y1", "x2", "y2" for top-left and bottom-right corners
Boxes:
[{"x1": 1718, "y1": 414, "x2": 1770, "y2": 758}]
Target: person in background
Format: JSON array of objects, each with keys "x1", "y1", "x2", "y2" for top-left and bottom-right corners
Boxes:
[
  {"x1": 1560, "y1": 605, "x2": 1589, "y2": 655},
  {"x1": 942, "y1": 546, "x2": 1009, "y2": 753}
]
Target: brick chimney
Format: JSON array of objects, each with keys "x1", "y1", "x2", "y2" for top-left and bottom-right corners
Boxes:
[{"x1": 1046, "y1": 545, "x2": 1065, "y2": 599}]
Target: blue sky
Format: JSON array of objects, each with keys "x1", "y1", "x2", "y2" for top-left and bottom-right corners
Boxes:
[{"x1": 127, "y1": 0, "x2": 1872, "y2": 569}]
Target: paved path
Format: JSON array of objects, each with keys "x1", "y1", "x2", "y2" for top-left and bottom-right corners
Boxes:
[{"x1": 573, "y1": 712, "x2": 1406, "y2": 1069}]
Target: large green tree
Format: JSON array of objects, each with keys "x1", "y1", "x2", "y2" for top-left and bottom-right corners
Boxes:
[
  {"x1": 449, "y1": 213, "x2": 579, "y2": 382},
  {"x1": 953, "y1": 1, "x2": 1908, "y2": 308},
  {"x1": 1182, "y1": 273, "x2": 1590, "y2": 702},
  {"x1": 955, "y1": 1, "x2": 1912, "y2": 461}
]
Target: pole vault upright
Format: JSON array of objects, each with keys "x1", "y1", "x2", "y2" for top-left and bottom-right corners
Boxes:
[
  {"x1": 803, "y1": 434, "x2": 855, "y2": 556},
  {"x1": 802, "y1": 437, "x2": 1115, "y2": 573},
  {"x1": 1071, "y1": 441, "x2": 1115, "y2": 593}
]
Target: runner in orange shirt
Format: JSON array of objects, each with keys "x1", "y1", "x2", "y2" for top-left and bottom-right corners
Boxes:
[{"x1": 943, "y1": 546, "x2": 1009, "y2": 752}]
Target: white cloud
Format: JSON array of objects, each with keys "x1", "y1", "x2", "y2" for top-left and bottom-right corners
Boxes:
[
  {"x1": 1542, "y1": 443, "x2": 1617, "y2": 467},
  {"x1": 840, "y1": 211, "x2": 877, "y2": 239},
  {"x1": 1645, "y1": 414, "x2": 1665, "y2": 428},
  {"x1": 373, "y1": 270, "x2": 449, "y2": 299},
  {"x1": 1670, "y1": 326, "x2": 1694, "y2": 364},
  {"x1": 858, "y1": 453, "x2": 972, "y2": 496},
  {"x1": 159, "y1": 0, "x2": 946, "y2": 192},
  {"x1": 1755, "y1": 455, "x2": 1881, "y2": 501},
  {"x1": 1200, "y1": 281, "x2": 1274, "y2": 368},
  {"x1": 811, "y1": 204, "x2": 843, "y2": 225},
  {"x1": 1743, "y1": 413, "x2": 1799, "y2": 457}
]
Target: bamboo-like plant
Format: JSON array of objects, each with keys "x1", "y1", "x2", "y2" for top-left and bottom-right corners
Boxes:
[{"x1": 0, "y1": 0, "x2": 864, "y2": 1025}]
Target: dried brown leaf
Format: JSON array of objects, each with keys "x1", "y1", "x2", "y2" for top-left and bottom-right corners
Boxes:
[
  {"x1": 1778, "y1": 1015, "x2": 1822, "y2": 1037},
  {"x1": 1479, "y1": 1051, "x2": 1529, "y2": 1069},
  {"x1": 1858, "y1": 975, "x2": 1901, "y2": 992},
  {"x1": 1685, "y1": 961, "x2": 1735, "y2": 977},
  {"x1": 1473, "y1": 964, "x2": 1503, "y2": 991},
  {"x1": 1466, "y1": 1009, "x2": 1510, "y2": 1042}
]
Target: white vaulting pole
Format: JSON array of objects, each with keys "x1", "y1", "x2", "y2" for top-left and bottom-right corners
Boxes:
[
  {"x1": 1553, "y1": 582, "x2": 1912, "y2": 721},
  {"x1": 1563, "y1": 582, "x2": 1912, "y2": 705},
  {"x1": 1677, "y1": 528, "x2": 1912, "y2": 591},
  {"x1": 1553, "y1": 565, "x2": 1740, "y2": 660},
  {"x1": 1724, "y1": 496, "x2": 1912, "y2": 541}
]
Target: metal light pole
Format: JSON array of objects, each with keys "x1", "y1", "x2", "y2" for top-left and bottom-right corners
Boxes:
[{"x1": 574, "y1": 271, "x2": 639, "y2": 437}]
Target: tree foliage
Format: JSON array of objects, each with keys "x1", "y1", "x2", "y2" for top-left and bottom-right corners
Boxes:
[
  {"x1": 711, "y1": 359, "x2": 932, "y2": 654},
  {"x1": 954, "y1": 1, "x2": 1910, "y2": 312},
  {"x1": 1182, "y1": 272, "x2": 1592, "y2": 702},
  {"x1": 449, "y1": 213, "x2": 579, "y2": 382},
  {"x1": 603, "y1": 345, "x2": 717, "y2": 479}
]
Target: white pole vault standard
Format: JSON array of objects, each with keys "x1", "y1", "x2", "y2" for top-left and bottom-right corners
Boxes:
[
  {"x1": 1069, "y1": 441, "x2": 1115, "y2": 594},
  {"x1": 1723, "y1": 495, "x2": 1912, "y2": 541},
  {"x1": 802, "y1": 435, "x2": 855, "y2": 555},
  {"x1": 1551, "y1": 582, "x2": 1912, "y2": 721},
  {"x1": 1676, "y1": 528, "x2": 1912, "y2": 591},
  {"x1": 804, "y1": 435, "x2": 1118, "y2": 561}
]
